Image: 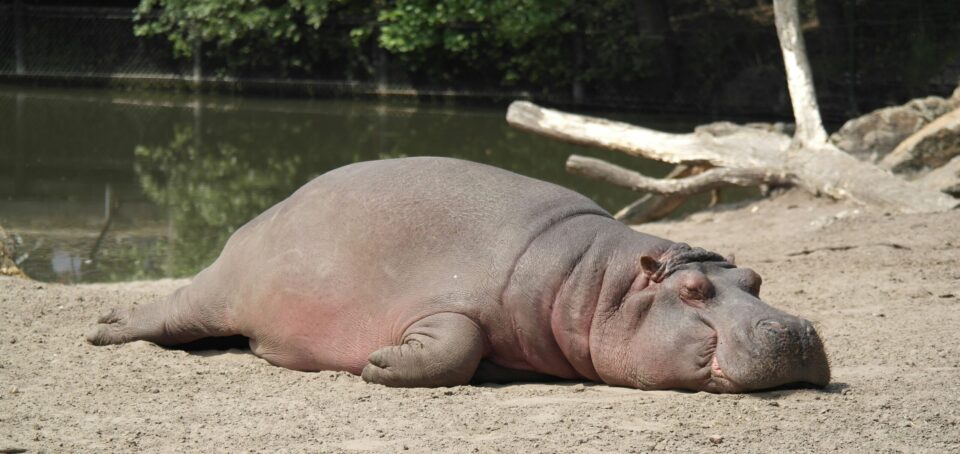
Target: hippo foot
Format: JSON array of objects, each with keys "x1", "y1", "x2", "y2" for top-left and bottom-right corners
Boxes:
[
  {"x1": 361, "y1": 312, "x2": 485, "y2": 388},
  {"x1": 86, "y1": 307, "x2": 137, "y2": 345},
  {"x1": 86, "y1": 282, "x2": 236, "y2": 347}
]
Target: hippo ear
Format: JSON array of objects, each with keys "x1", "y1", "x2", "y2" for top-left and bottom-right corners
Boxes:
[
  {"x1": 725, "y1": 253, "x2": 736, "y2": 265},
  {"x1": 639, "y1": 256, "x2": 661, "y2": 278}
]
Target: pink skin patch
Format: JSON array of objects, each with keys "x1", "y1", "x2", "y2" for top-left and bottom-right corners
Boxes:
[{"x1": 711, "y1": 355, "x2": 725, "y2": 379}]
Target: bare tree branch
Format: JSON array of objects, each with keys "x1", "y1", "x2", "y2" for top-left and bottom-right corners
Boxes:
[
  {"x1": 614, "y1": 165, "x2": 697, "y2": 222},
  {"x1": 566, "y1": 155, "x2": 793, "y2": 195}
]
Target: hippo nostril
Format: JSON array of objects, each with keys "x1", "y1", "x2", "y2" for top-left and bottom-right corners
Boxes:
[{"x1": 757, "y1": 319, "x2": 787, "y2": 334}]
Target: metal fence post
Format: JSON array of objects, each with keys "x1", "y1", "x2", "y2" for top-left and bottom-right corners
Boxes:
[
  {"x1": 14, "y1": 0, "x2": 24, "y2": 74},
  {"x1": 14, "y1": 93, "x2": 25, "y2": 194},
  {"x1": 192, "y1": 39, "x2": 202, "y2": 85},
  {"x1": 572, "y1": 29, "x2": 584, "y2": 105},
  {"x1": 375, "y1": 44, "x2": 387, "y2": 92}
]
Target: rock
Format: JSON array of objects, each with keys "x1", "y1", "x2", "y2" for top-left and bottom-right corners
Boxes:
[
  {"x1": 0, "y1": 225, "x2": 28, "y2": 279},
  {"x1": 830, "y1": 95, "x2": 958, "y2": 162},
  {"x1": 917, "y1": 155, "x2": 960, "y2": 197},
  {"x1": 708, "y1": 435, "x2": 724, "y2": 445},
  {"x1": 0, "y1": 448, "x2": 28, "y2": 454},
  {"x1": 880, "y1": 108, "x2": 960, "y2": 173}
]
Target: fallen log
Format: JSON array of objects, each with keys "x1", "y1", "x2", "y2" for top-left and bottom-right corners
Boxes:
[
  {"x1": 566, "y1": 155, "x2": 791, "y2": 195},
  {"x1": 613, "y1": 165, "x2": 697, "y2": 223},
  {"x1": 507, "y1": 0, "x2": 958, "y2": 216},
  {"x1": 509, "y1": 102, "x2": 957, "y2": 213}
]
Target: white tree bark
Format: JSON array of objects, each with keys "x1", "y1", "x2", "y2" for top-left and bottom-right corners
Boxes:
[{"x1": 774, "y1": 0, "x2": 828, "y2": 148}]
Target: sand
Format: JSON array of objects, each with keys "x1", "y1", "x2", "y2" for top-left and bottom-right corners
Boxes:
[{"x1": 1, "y1": 189, "x2": 959, "y2": 453}]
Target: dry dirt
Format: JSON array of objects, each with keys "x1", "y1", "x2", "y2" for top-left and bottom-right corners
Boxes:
[{"x1": 1, "y1": 190, "x2": 959, "y2": 453}]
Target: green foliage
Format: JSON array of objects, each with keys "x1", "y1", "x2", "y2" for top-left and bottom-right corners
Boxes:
[
  {"x1": 134, "y1": 0, "x2": 662, "y2": 93},
  {"x1": 376, "y1": 0, "x2": 567, "y2": 53},
  {"x1": 134, "y1": 0, "x2": 346, "y2": 70},
  {"x1": 372, "y1": 0, "x2": 660, "y2": 92},
  {"x1": 133, "y1": 0, "x2": 960, "y2": 109}
]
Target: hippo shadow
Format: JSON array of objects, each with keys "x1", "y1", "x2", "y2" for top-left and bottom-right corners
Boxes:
[
  {"x1": 475, "y1": 379, "x2": 588, "y2": 389},
  {"x1": 747, "y1": 381, "x2": 849, "y2": 399},
  {"x1": 158, "y1": 335, "x2": 851, "y2": 396},
  {"x1": 164, "y1": 335, "x2": 253, "y2": 358}
]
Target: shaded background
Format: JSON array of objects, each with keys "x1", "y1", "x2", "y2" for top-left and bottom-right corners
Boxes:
[
  {"x1": 1, "y1": 0, "x2": 958, "y2": 116},
  {"x1": 0, "y1": 0, "x2": 958, "y2": 283}
]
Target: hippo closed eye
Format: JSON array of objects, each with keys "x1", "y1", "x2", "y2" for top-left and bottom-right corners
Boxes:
[{"x1": 87, "y1": 157, "x2": 829, "y2": 392}]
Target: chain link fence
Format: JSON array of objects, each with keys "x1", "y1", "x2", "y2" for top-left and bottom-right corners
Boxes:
[
  {"x1": 0, "y1": 3, "x2": 957, "y2": 114},
  {"x1": 0, "y1": 4, "x2": 189, "y2": 79},
  {"x1": 0, "y1": 4, "x2": 14, "y2": 73}
]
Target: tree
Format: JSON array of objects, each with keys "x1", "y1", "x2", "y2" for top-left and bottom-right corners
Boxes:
[
  {"x1": 372, "y1": 0, "x2": 664, "y2": 93},
  {"x1": 506, "y1": 0, "x2": 958, "y2": 218},
  {"x1": 133, "y1": 0, "x2": 350, "y2": 72}
]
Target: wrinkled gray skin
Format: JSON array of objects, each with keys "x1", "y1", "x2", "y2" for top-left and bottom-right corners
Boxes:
[{"x1": 88, "y1": 157, "x2": 830, "y2": 392}]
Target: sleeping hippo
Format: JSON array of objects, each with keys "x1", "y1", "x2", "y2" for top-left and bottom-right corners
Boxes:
[{"x1": 88, "y1": 157, "x2": 829, "y2": 392}]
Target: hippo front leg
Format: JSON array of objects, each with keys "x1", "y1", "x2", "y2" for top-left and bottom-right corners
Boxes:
[{"x1": 361, "y1": 312, "x2": 485, "y2": 388}]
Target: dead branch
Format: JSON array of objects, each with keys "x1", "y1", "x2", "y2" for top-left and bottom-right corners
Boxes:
[
  {"x1": 567, "y1": 155, "x2": 792, "y2": 195},
  {"x1": 505, "y1": 0, "x2": 959, "y2": 217},
  {"x1": 613, "y1": 165, "x2": 696, "y2": 223}
]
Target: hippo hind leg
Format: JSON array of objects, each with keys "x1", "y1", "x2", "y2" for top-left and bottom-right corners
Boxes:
[
  {"x1": 361, "y1": 312, "x2": 485, "y2": 387},
  {"x1": 86, "y1": 268, "x2": 235, "y2": 346}
]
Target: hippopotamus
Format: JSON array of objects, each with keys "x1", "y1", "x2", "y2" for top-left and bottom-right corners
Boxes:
[{"x1": 88, "y1": 157, "x2": 829, "y2": 392}]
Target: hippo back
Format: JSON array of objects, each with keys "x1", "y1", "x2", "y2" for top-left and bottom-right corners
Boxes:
[{"x1": 223, "y1": 157, "x2": 611, "y2": 348}]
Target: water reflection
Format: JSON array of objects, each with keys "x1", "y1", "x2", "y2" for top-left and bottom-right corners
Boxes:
[
  {"x1": 51, "y1": 249, "x2": 84, "y2": 281},
  {"x1": 134, "y1": 124, "x2": 306, "y2": 273},
  {"x1": 0, "y1": 86, "x2": 727, "y2": 283}
]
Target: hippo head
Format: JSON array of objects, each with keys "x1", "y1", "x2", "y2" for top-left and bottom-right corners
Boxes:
[{"x1": 591, "y1": 244, "x2": 830, "y2": 393}]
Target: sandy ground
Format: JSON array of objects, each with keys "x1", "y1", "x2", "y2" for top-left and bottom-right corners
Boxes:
[{"x1": 1, "y1": 189, "x2": 959, "y2": 453}]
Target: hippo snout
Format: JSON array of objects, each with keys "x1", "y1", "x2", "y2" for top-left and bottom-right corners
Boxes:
[
  {"x1": 746, "y1": 316, "x2": 830, "y2": 389},
  {"x1": 756, "y1": 319, "x2": 789, "y2": 334},
  {"x1": 796, "y1": 320, "x2": 831, "y2": 387},
  {"x1": 755, "y1": 318, "x2": 811, "y2": 345}
]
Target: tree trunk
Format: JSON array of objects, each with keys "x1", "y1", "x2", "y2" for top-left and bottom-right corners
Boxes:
[{"x1": 636, "y1": 0, "x2": 675, "y2": 86}]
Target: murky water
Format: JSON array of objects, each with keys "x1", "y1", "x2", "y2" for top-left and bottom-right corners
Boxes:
[{"x1": 0, "y1": 85, "x2": 750, "y2": 283}]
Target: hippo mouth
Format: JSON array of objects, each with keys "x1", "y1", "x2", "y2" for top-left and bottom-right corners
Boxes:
[
  {"x1": 702, "y1": 332, "x2": 740, "y2": 392},
  {"x1": 711, "y1": 355, "x2": 725, "y2": 379}
]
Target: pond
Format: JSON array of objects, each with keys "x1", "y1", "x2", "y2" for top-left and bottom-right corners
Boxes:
[{"x1": 0, "y1": 85, "x2": 750, "y2": 283}]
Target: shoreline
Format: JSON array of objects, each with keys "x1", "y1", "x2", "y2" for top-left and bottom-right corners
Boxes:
[{"x1": 2, "y1": 189, "x2": 959, "y2": 452}]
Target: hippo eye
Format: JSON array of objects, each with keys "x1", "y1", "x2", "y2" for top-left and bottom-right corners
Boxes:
[
  {"x1": 679, "y1": 274, "x2": 714, "y2": 306},
  {"x1": 680, "y1": 285, "x2": 712, "y2": 302}
]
